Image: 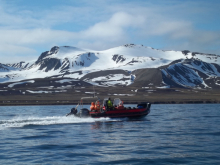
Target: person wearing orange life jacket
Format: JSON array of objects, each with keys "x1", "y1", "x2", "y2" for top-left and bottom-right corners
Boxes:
[
  {"x1": 95, "y1": 100, "x2": 101, "y2": 112},
  {"x1": 90, "y1": 102, "x2": 95, "y2": 111}
]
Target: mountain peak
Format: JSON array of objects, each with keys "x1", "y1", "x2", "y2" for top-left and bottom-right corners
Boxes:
[
  {"x1": 123, "y1": 43, "x2": 136, "y2": 47},
  {"x1": 50, "y1": 46, "x2": 59, "y2": 53},
  {"x1": 36, "y1": 46, "x2": 59, "y2": 63}
]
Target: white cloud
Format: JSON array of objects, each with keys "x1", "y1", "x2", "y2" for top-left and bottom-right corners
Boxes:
[
  {"x1": 0, "y1": 44, "x2": 35, "y2": 54},
  {"x1": 80, "y1": 12, "x2": 142, "y2": 40},
  {"x1": 0, "y1": 29, "x2": 77, "y2": 47},
  {"x1": 0, "y1": 44, "x2": 37, "y2": 63},
  {"x1": 0, "y1": 0, "x2": 220, "y2": 63},
  {"x1": 148, "y1": 21, "x2": 192, "y2": 38}
]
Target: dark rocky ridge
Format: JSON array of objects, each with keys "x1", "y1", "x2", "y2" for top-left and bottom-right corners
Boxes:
[
  {"x1": 0, "y1": 63, "x2": 9, "y2": 71},
  {"x1": 36, "y1": 46, "x2": 59, "y2": 64},
  {"x1": 38, "y1": 58, "x2": 61, "y2": 72}
]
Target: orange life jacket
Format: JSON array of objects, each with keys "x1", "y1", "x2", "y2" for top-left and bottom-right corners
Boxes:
[
  {"x1": 95, "y1": 101, "x2": 100, "y2": 111},
  {"x1": 90, "y1": 102, "x2": 95, "y2": 110}
]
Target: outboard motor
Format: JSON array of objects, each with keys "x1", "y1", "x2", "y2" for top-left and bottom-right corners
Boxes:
[
  {"x1": 79, "y1": 108, "x2": 90, "y2": 118},
  {"x1": 66, "y1": 107, "x2": 78, "y2": 117},
  {"x1": 71, "y1": 108, "x2": 77, "y2": 114}
]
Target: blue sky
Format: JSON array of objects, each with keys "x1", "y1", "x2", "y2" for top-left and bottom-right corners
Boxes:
[{"x1": 0, "y1": 0, "x2": 220, "y2": 63}]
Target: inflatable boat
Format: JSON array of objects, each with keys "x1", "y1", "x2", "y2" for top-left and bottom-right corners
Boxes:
[{"x1": 66, "y1": 97, "x2": 151, "y2": 118}]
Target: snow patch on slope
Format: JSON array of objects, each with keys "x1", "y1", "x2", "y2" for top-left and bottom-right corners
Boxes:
[
  {"x1": 26, "y1": 90, "x2": 67, "y2": 93},
  {"x1": 184, "y1": 60, "x2": 220, "y2": 77},
  {"x1": 83, "y1": 73, "x2": 135, "y2": 87},
  {"x1": 8, "y1": 80, "x2": 35, "y2": 88},
  {"x1": 55, "y1": 79, "x2": 78, "y2": 83},
  {"x1": 162, "y1": 63, "x2": 204, "y2": 88}
]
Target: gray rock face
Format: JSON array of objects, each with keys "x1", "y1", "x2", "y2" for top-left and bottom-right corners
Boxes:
[
  {"x1": 38, "y1": 58, "x2": 61, "y2": 72},
  {"x1": 161, "y1": 59, "x2": 220, "y2": 89},
  {"x1": 0, "y1": 63, "x2": 9, "y2": 71},
  {"x1": 36, "y1": 46, "x2": 59, "y2": 64},
  {"x1": 112, "y1": 54, "x2": 126, "y2": 63}
]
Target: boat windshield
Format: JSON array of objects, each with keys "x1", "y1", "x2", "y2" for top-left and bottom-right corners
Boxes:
[
  {"x1": 113, "y1": 98, "x2": 122, "y2": 107},
  {"x1": 103, "y1": 97, "x2": 123, "y2": 107}
]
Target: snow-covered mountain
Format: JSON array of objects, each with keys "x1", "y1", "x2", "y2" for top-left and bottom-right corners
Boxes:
[{"x1": 1, "y1": 44, "x2": 220, "y2": 89}]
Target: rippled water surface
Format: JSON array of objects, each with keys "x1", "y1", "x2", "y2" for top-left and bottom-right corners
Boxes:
[{"x1": 1, "y1": 104, "x2": 220, "y2": 164}]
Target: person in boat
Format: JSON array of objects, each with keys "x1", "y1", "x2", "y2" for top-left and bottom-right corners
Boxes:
[
  {"x1": 90, "y1": 102, "x2": 95, "y2": 111},
  {"x1": 90, "y1": 101, "x2": 101, "y2": 112},
  {"x1": 95, "y1": 100, "x2": 101, "y2": 112},
  {"x1": 107, "y1": 97, "x2": 114, "y2": 110}
]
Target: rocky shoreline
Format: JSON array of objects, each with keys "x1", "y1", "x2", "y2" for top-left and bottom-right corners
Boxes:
[
  {"x1": 1, "y1": 86, "x2": 220, "y2": 106},
  {"x1": 1, "y1": 100, "x2": 219, "y2": 106}
]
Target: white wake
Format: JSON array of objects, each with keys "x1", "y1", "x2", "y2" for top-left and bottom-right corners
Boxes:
[{"x1": 0, "y1": 115, "x2": 121, "y2": 130}]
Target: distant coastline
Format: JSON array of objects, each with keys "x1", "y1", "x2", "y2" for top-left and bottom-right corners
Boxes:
[
  {"x1": 1, "y1": 100, "x2": 219, "y2": 106},
  {"x1": 1, "y1": 86, "x2": 220, "y2": 106}
]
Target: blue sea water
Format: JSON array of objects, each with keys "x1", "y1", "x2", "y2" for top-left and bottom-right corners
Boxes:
[{"x1": 0, "y1": 104, "x2": 220, "y2": 165}]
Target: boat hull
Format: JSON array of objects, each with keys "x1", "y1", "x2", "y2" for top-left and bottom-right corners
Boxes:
[
  {"x1": 89, "y1": 107, "x2": 150, "y2": 118},
  {"x1": 67, "y1": 103, "x2": 151, "y2": 118}
]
